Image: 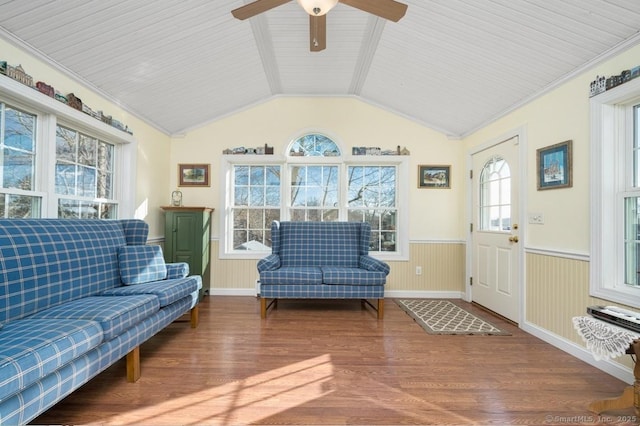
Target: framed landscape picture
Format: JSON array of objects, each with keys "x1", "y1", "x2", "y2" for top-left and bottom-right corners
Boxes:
[
  {"x1": 178, "y1": 163, "x2": 210, "y2": 187},
  {"x1": 537, "y1": 140, "x2": 572, "y2": 190},
  {"x1": 418, "y1": 165, "x2": 450, "y2": 188}
]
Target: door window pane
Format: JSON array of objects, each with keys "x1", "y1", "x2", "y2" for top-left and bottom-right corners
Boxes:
[{"x1": 479, "y1": 156, "x2": 511, "y2": 231}]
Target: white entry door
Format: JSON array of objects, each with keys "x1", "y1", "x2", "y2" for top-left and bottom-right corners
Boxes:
[{"x1": 471, "y1": 136, "x2": 520, "y2": 323}]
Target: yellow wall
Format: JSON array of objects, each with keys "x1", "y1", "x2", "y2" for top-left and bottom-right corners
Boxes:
[
  {"x1": 170, "y1": 97, "x2": 466, "y2": 240},
  {"x1": 171, "y1": 97, "x2": 469, "y2": 294},
  {"x1": 0, "y1": 38, "x2": 172, "y2": 235}
]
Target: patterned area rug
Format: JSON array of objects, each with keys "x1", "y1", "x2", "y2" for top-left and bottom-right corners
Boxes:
[{"x1": 396, "y1": 299, "x2": 511, "y2": 336}]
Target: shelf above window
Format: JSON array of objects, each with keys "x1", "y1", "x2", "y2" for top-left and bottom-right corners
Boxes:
[{"x1": 0, "y1": 74, "x2": 135, "y2": 145}]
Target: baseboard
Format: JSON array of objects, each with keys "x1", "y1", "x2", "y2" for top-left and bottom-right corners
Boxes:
[
  {"x1": 209, "y1": 289, "x2": 465, "y2": 299},
  {"x1": 521, "y1": 320, "x2": 633, "y2": 384},
  {"x1": 209, "y1": 288, "x2": 258, "y2": 296},
  {"x1": 384, "y1": 290, "x2": 465, "y2": 299}
]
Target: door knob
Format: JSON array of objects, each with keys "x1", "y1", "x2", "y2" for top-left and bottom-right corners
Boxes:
[{"x1": 508, "y1": 236, "x2": 519, "y2": 243}]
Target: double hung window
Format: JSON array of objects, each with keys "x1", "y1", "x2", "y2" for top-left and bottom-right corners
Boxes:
[
  {"x1": 1, "y1": 79, "x2": 135, "y2": 219},
  {"x1": 0, "y1": 103, "x2": 39, "y2": 217},
  {"x1": 591, "y1": 78, "x2": 640, "y2": 306},
  {"x1": 55, "y1": 125, "x2": 117, "y2": 218}
]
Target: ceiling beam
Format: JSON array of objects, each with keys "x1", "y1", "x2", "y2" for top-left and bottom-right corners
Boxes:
[
  {"x1": 249, "y1": 14, "x2": 282, "y2": 94},
  {"x1": 349, "y1": 15, "x2": 385, "y2": 95}
]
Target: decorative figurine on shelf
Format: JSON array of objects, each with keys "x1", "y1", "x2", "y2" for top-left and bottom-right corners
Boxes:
[{"x1": 171, "y1": 190, "x2": 183, "y2": 207}]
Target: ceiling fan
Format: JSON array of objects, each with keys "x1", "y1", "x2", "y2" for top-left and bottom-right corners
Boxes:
[{"x1": 231, "y1": 0, "x2": 408, "y2": 52}]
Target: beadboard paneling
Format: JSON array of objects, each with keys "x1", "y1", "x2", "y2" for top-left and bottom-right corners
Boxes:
[
  {"x1": 526, "y1": 252, "x2": 633, "y2": 369},
  {"x1": 386, "y1": 242, "x2": 465, "y2": 292},
  {"x1": 209, "y1": 241, "x2": 260, "y2": 291}
]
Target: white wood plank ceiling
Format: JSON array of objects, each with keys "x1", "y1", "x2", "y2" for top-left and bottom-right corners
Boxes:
[{"x1": 0, "y1": 0, "x2": 639, "y2": 138}]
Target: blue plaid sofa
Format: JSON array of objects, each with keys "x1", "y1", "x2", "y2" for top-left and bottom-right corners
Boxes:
[
  {"x1": 257, "y1": 221, "x2": 390, "y2": 319},
  {"x1": 0, "y1": 219, "x2": 202, "y2": 425}
]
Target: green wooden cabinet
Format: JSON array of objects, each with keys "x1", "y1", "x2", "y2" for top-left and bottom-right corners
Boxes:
[{"x1": 162, "y1": 206, "x2": 213, "y2": 295}]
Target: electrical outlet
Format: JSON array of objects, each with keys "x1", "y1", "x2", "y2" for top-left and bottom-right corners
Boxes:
[
  {"x1": 528, "y1": 213, "x2": 544, "y2": 224},
  {"x1": 416, "y1": 266, "x2": 422, "y2": 275}
]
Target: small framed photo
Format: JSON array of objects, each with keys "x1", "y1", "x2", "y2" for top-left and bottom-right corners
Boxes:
[
  {"x1": 537, "y1": 140, "x2": 572, "y2": 190},
  {"x1": 178, "y1": 163, "x2": 210, "y2": 187},
  {"x1": 418, "y1": 165, "x2": 451, "y2": 188}
]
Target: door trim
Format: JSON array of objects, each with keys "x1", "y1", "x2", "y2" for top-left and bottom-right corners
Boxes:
[{"x1": 465, "y1": 126, "x2": 527, "y2": 326}]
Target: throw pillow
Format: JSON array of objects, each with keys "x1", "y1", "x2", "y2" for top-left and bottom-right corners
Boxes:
[{"x1": 118, "y1": 245, "x2": 167, "y2": 285}]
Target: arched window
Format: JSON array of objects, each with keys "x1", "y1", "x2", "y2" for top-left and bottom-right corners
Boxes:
[
  {"x1": 479, "y1": 156, "x2": 511, "y2": 231},
  {"x1": 289, "y1": 134, "x2": 341, "y2": 157}
]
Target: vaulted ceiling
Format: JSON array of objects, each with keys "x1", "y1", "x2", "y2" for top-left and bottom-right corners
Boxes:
[{"x1": 1, "y1": 0, "x2": 639, "y2": 138}]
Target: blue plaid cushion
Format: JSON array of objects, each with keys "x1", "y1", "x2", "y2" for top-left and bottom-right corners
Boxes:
[
  {"x1": 118, "y1": 245, "x2": 167, "y2": 285},
  {"x1": 0, "y1": 319, "x2": 103, "y2": 401},
  {"x1": 260, "y1": 267, "x2": 322, "y2": 285},
  {"x1": 29, "y1": 295, "x2": 159, "y2": 341},
  {"x1": 321, "y1": 267, "x2": 387, "y2": 286},
  {"x1": 101, "y1": 276, "x2": 201, "y2": 307}
]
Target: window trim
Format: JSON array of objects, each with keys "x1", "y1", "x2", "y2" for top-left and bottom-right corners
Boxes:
[
  {"x1": 0, "y1": 75, "x2": 137, "y2": 218},
  {"x1": 590, "y1": 77, "x2": 640, "y2": 307},
  {"x1": 219, "y1": 153, "x2": 409, "y2": 261}
]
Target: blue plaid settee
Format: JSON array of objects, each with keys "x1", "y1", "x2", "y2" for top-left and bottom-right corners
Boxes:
[
  {"x1": 257, "y1": 221, "x2": 390, "y2": 319},
  {"x1": 0, "y1": 219, "x2": 202, "y2": 425}
]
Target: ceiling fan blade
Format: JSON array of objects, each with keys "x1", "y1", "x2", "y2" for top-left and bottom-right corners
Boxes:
[
  {"x1": 309, "y1": 14, "x2": 326, "y2": 52},
  {"x1": 231, "y1": 0, "x2": 291, "y2": 20},
  {"x1": 339, "y1": 0, "x2": 407, "y2": 22}
]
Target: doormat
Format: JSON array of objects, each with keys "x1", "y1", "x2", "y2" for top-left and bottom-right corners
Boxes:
[{"x1": 396, "y1": 299, "x2": 511, "y2": 336}]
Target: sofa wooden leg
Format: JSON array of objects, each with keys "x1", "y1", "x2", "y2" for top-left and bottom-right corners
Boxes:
[
  {"x1": 126, "y1": 346, "x2": 140, "y2": 383},
  {"x1": 190, "y1": 305, "x2": 199, "y2": 328},
  {"x1": 377, "y1": 299, "x2": 385, "y2": 320},
  {"x1": 260, "y1": 298, "x2": 278, "y2": 318},
  {"x1": 260, "y1": 298, "x2": 267, "y2": 318}
]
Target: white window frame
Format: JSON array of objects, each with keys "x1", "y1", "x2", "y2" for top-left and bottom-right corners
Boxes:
[
  {"x1": 0, "y1": 76, "x2": 136, "y2": 218},
  {"x1": 590, "y1": 77, "x2": 640, "y2": 307},
  {"x1": 219, "y1": 152, "x2": 409, "y2": 261}
]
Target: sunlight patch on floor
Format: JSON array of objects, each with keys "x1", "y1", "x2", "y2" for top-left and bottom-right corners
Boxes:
[{"x1": 104, "y1": 354, "x2": 335, "y2": 425}]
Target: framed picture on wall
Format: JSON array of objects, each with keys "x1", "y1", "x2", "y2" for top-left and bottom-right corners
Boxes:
[
  {"x1": 537, "y1": 140, "x2": 572, "y2": 190},
  {"x1": 418, "y1": 165, "x2": 451, "y2": 188},
  {"x1": 178, "y1": 163, "x2": 210, "y2": 187}
]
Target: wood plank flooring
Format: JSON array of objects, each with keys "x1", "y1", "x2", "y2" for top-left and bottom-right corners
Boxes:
[{"x1": 33, "y1": 297, "x2": 634, "y2": 425}]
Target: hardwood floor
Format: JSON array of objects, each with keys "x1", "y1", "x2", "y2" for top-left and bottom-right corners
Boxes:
[{"x1": 33, "y1": 296, "x2": 634, "y2": 425}]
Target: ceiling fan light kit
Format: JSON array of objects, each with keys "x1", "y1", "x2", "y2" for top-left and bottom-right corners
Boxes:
[
  {"x1": 231, "y1": 0, "x2": 408, "y2": 52},
  {"x1": 296, "y1": 0, "x2": 339, "y2": 16}
]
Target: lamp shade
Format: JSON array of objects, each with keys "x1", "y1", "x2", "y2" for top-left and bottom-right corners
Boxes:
[{"x1": 296, "y1": 0, "x2": 339, "y2": 16}]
